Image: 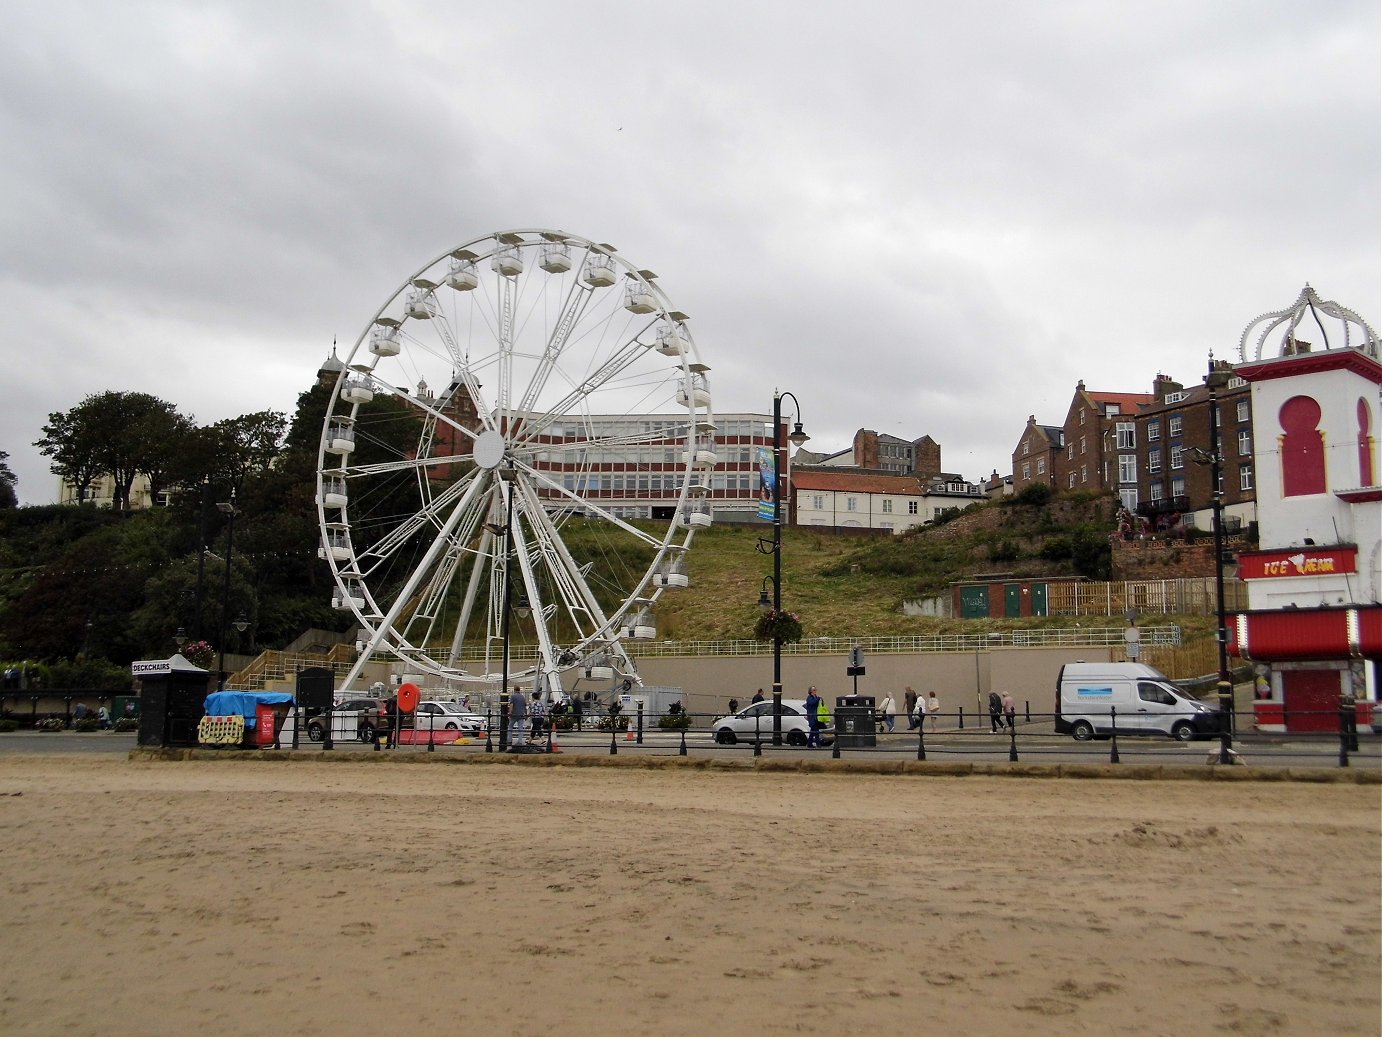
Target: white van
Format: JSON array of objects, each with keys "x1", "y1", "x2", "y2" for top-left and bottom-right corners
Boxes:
[{"x1": 1054, "y1": 662, "x2": 1223, "y2": 742}]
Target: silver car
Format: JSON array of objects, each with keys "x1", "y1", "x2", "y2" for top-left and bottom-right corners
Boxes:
[{"x1": 712, "y1": 699, "x2": 834, "y2": 746}]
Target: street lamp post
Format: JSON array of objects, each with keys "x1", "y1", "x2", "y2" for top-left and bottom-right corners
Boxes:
[
  {"x1": 756, "y1": 390, "x2": 808, "y2": 746},
  {"x1": 486, "y1": 475, "x2": 524, "y2": 752},
  {"x1": 1204, "y1": 357, "x2": 1235, "y2": 763},
  {"x1": 215, "y1": 494, "x2": 239, "y2": 693}
]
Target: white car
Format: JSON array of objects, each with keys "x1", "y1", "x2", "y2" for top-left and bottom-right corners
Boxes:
[
  {"x1": 712, "y1": 699, "x2": 834, "y2": 747},
  {"x1": 414, "y1": 700, "x2": 487, "y2": 734}
]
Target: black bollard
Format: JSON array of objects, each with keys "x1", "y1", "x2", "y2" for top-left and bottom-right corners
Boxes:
[
  {"x1": 1338, "y1": 704, "x2": 1351, "y2": 768},
  {"x1": 637, "y1": 702, "x2": 644, "y2": 745},
  {"x1": 291, "y1": 705, "x2": 300, "y2": 750},
  {"x1": 485, "y1": 708, "x2": 493, "y2": 753},
  {"x1": 610, "y1": 719, "x2": 618, "y2": 755},
  {"x1": 679, "y1": 724, "x2": 688, "y2": 756},
  {"x1": 753, "y1": 711, "x2": 762, "y2": 757},
  {"x1": 323, "y1": 706, "x2": 333, "y2": 752},
  {"x1": 1008, "y1": 723, "x2": 1018, "y2": 762},
  {"x1": 1109, "y1": 706, "x2": 1120, "y2": 764},
  {"x1": 427, "y1": 710, "x2": 435, "y2": 753},
  {"x1": 372, "y1": 724, "x2": 381, "y2": 752},
  {"x1": 917, "y1": 723, "x2": 926, "y2": 762},
  {"x1": 1024, "y1": 699, "x2": 1031, "y2": 723},
  {"x1": 958, "y1": 706, "x2": 964, "y2": 730}
]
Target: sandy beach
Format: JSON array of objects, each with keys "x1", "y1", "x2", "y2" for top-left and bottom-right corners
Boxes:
[{"x1": 0, "y1": 754, "x2": 1377, "y2": 1037}]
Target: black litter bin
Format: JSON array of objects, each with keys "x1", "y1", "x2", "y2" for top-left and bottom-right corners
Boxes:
[{"x1": 834, "y1": 695, "x2": 877, "y2": 748}]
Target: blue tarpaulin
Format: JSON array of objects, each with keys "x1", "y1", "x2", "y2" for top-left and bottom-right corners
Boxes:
[{"x1": 204, "y1": 691, "x2": 295, "y2": 728}]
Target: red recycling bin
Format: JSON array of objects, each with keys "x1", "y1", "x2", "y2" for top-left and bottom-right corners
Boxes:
[{"x1": 255, "y1": 703, "x2": 278, "y2": 747}]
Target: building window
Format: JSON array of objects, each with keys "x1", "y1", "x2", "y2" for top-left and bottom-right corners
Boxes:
[
  {"x1": 1237, "y1": 430, "x2": 1251, "y2": 456},
  {"x1": 812, "y1": 495, "x2": 824, "y2": 510},
  {"x1": 1119, "y1": 488, "x2": 1139, "y2": 511},
  {"x1": 908, "y1": 501, "x2": 918, "y2": 514},
  {"x1": 1021, "y1": 463, "x2": 1031, "y2": 480},
  {"x1": 1068, "y1": 473, "x2": 1076, "y2": 488},
  {"x1": 1023, "y1": 441, "x2": 1030, "y2": 455},
  {"x1": 882, "y1": 499, "x2": 893, "y2": 513},
  {"x1": 1080, "y1": 437, "x2": 1087, "y2": 454},
  {"x1": 1150, "y1": 481, "x2": 1164, "y2": 502},
  {"x1": 1171, "y1": 476, "x2": 1186, "y2": 497},
  {"x1": 1080, "y1": 465, "x2": 1087, "y2": 483},
  {"x1": 846, "y1": 497, "x2": 857, "y2": 512},
  {"x1": 1036, "y1": 458, "x2": 1046, "y2": 475},
  {"x1": 1148, "y1": 448, "x2": 1162, "y2": 473},
  {"x1": 1240, "y1": 465, "x2": 1254, "y2": 491},
  {"x1": 1237, "y1": 400, "x2": 1250, "y2": 423},
  {"x1": 1147, "y1": 419, "x2": 1161, "y2": 441},
  {"x1": 1118, "y1": 455, "x2": 1137, "y2": 484},
  {"x1": 1168, "y1": 414, "x2": 1183, "y2": 437},
  {"x1": 1116, "y1": 422, "x2": 1135, "y2": 449},
  {"x1": 1170, "y1": 444, "x2": 1184, "y2": 470},
  {"x1": 1067, "y1": 444, "x2": 1073, "y2": 460},
  {"x1": 1080, "y1": 409, "x2": 1086, "y2": 424}
]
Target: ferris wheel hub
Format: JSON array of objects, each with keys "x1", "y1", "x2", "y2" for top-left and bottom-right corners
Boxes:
[{"x1": 473, "y1": 429, "x2": 506, "y2": 470}]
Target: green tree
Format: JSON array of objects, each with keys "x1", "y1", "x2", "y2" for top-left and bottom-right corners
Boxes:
[
  {"x1": 36, "y1": 391, "x2": 193, "y2": 510},
  {"x1": 0, "y1": 451, "x2": 16, "y2": 508}
]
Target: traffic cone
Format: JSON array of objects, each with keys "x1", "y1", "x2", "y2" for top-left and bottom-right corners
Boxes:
[
  {"x1": 625, "y1": 723, "x2": 634, "y2": 740},
  {"x1": 549, "y1": 725, "x2": 562, "y2": 753}
]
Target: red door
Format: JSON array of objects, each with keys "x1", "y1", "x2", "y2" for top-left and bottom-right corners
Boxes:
[{"x1": 1282, "y1": 670, "x2": 1341, "y2": 732}]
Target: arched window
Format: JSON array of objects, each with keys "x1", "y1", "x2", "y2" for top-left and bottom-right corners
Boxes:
[
  {"x1": 1278, "y1": 396, "x2": 1326, "y2": 496},
  {"x1": 1358, "y1": 397, "x2": 1376, "y2": 487}
]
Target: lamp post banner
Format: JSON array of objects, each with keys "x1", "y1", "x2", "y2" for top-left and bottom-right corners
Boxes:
[{"x1": 757, "y1": 445, "x2": 776, "y2": 521}]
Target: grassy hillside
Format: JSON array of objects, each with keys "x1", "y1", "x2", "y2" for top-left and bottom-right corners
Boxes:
[{"x1": 652, "y1": 491, "x2": 1218, "y2": 643}]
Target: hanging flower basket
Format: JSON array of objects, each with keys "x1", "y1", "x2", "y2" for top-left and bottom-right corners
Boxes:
[
  {"x1": 181, "y1": 640, "x2": 215, "y2": 669},
  {"x1": 753, "y1": 609, "x2": 804, "y2": 645}
]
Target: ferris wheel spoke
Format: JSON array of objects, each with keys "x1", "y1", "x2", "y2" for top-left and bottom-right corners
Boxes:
[
  {"x1": 511, "y1": 338, "x2": 657, "y2": 446},
  {"x1": 511, "y1": 457, "x2": 661, "y2": 546},
  {"x1": 514, "y1": 281, "x2": 595, "y2": 419},
  {"x1": 514, "y1": 479, "x2": 621, "y2": 644},
  {"x1": 352, "y1": 472, "x2": 481, "y2": 578},
  {"x1": 402, "y1": 482, "x2": 494, "y2": 648}
]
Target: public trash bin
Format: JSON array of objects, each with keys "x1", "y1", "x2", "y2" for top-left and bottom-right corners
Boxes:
[
  {"x1": 253, "y1": 703, "x2": 288, "y2": 748},
  {"x1": 834, "y1": 695, "x2": 877, "y2": 748}
]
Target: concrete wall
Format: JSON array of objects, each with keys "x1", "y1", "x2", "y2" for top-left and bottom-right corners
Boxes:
[{"x1": 633, "y1": 645, "x2": 1115, "y2": 720}]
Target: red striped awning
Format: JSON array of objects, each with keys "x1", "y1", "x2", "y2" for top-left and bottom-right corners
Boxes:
[
  {"x1": 1230, "y1": 608, "x2": 1352, "y2": 661},
  {"x1": 1358, "y1": 606, "x2": 1382, "y2": 656}
]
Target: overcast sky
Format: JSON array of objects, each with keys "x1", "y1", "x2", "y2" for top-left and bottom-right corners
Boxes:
[{"x1": 2, "y1": 0, "x2": 1377, "y2": 505}]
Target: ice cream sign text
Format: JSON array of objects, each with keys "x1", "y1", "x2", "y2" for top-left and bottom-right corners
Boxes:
[{"x1": 1239, "y1": 546, "x2": 1357, "y2": 580}]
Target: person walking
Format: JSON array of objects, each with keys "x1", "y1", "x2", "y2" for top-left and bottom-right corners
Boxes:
[
  {"x1": 904, "y1": 687, "x2": 919, "y2": 730},
  {"x1": 727, "y1": 697, "x2": 739, "y2": 715},
  {"x1": 987, "y1": 690, "x2": 1004, "y2": 733},
  {"x1": 1002, "y1": 691, "x2": 1017, "y2": 731},
  {"x1": 529, "y1": 691, "x2": 547, "y2": 742},
  {"x1": 878, "y1": 692, "x2": 897, "y2": 733},
  {"x1": 926, "y1": 691, "x2": 941, "y2": 732},
  {"x1": 751, "y1": 688, "x2": 765, "y2": 704},
  {"x1": 804, "y1": 686, "x2": 823, "y2": 748},
  {"x1": 508, "y1": 686, "x2": 528, "y2": 749},
  {"x1": 572, "y1": 695, "x2": 583, "y2": 731}
]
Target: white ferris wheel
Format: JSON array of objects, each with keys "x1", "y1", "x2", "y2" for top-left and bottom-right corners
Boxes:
[{"x1": 316, "y1": 230, "x2": 715, "y2": 696}]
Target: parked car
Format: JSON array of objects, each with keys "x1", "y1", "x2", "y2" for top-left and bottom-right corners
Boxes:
[
  {"x1": 413, "y1": 700, "x2": 486, "y2": 734},
  {"x1": 304, "y1": 697, "x2": 393, "y2": 743},
  {"x1": 712, "y1": 699, "x2": 834, "y2": 746}
]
